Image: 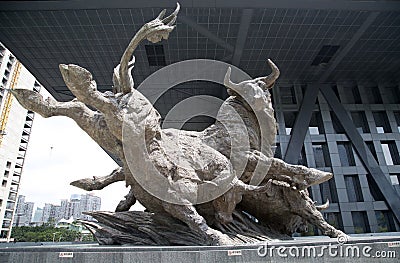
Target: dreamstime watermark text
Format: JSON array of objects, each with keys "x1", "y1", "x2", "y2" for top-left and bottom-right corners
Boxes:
[{"x1": 257, "y1": 243, "x2": 397, "y2": 258}]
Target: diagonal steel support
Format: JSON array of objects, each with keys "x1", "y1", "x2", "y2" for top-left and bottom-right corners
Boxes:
[
  {"x1": 231, "y1": 9, "x2": 254, "y2": 66},
  {"x1": 179, "y1": 15, "x2": 235, "y2": 53},
  {"x1": 284, "y1": 12, "x2": 379, "y2": 164},
  {"x1": 284, "y1": 84, "x2": 320, "y2": 164},
  {"x1": 321, "y1": 85, "x2": 400, "y2": 224}
]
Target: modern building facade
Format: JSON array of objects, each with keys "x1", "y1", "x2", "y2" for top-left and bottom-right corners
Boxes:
[
  {"x1": 272, "y1": 83, "x2": 400, "y2": 235},
  {"x1": 12, "y1": 195, "x2": 34, "y2": 227},
  {"x1": 32, "y1": 193, "x2": 101, "y2": 224},
  {"x1": 0, "y1": 43, "x2": 41, "y2": 242},
  {"x1": 0, "y1": 0, "x2": 399, "y2": 237},
  {"x1": 31, "y1": 207, "x2": 43, "y2": 224},
  {"x1": 78, "y1": 193, "x2": 101, "y2": 221}
]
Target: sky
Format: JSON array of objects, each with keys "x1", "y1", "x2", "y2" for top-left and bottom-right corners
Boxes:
[{"x1": 20, "y1": 105, "x2": 144, "y2": 212}]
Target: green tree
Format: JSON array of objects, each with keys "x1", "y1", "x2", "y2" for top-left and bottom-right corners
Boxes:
[{"x1": 11, "y1": 226, "x2": 84, "y2": 242}]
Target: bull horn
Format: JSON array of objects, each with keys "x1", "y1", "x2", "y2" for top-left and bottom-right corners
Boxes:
[
  {"x1": 224, "y1": 67, "x2": 240, "y2": 91},
  {"x1": 162, "y1": 3, "x2": 180, "y2": 25},
  {"x1": 260, "y1": 59, "x2": 280, "y2": 90},
  {"x1": 316, "y1": 199, "x2": 330, "y2": 211},
  {"x1": 157, "y1": 9, "x2": 167, "y2": 20}
]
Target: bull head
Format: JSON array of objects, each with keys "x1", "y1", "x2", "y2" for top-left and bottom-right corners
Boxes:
[{"x1": 224, "y1": 59, "x2": 280, "y2": 111}]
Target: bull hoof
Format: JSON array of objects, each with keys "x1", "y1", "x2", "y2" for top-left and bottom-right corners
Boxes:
[
  {"x1": 328, "y1": 229, "x2": 348, "y2": 240},
  {"x1": 206, "y1": 229, "x2": 232, "y2": 245}
]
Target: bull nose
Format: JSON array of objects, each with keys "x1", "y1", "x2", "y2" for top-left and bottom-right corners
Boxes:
[{"x1": 216, "y1": 213, "x2": 233, "y2": 224}]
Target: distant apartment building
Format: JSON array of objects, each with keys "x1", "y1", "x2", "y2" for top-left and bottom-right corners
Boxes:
[
  {"x1": 41, "y1": 203, "x2": 62, "y2": 224},
  {"x1": 32, "y1": 193, "x2": 101, "y2": 224},
  {"x1": 79, "y1": 193, "x2": 101, "y2": 221},
  {"x1": 12, "y1": 195, "x2": 33, "y2": 227},
  {"x1": 32, "y1": 207, "x2": 43, "y2": 224},
  {"x1": 0, "y1": 43, "x2": 42, "y2": 242}
]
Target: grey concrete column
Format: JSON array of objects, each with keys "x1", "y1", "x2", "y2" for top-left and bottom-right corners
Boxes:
[{"x1": 320, "y1": 85, "x2": 400, "y2": 224}]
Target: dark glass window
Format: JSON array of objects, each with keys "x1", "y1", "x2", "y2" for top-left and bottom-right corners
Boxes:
[
  {"x1": 312, "y1": 143, "x2": 331, "y2": 167},
  {"x1": 330, "y1": 112, "x2": 345, "y2": 133},
  {"x1": 2, "y1": 221, "x2": 10, "y2": 228},
  {"x1": 373, "y1": 111, "x2": 391, "y2": 133},
  {"x1": 283, "y1": 111, "x2": 297, "y2": 135},
  {"x1": 280, "y1": 86, "x2": 297, "y2": 104},
  {"x1": 351, "y1": 86, "x2": 362, "y2": 104},
  {"x1": 0, "y1": 231, "x2": 9, "y2": 238},
  {"x1": 337, "y1": 142, "x2": 356, "y2": 166},
  {"x1": 352, "y1": 211, "x2": 370, "y2": 233},
  {"x1": 365, "y1": 141, "x2": 378, "y2": 162},
  {"x1": 324, "y1": 212, "x2": 344, "y2": 230},
  {"x1": 364, "y1": 86, "x2": 382, "y2": 104},
  {"x1": 394, "y1": 111, "x2": 400, "y2": 132},
  {"x1": 309, "y1": 111, "x2": 325, "y2": 134},
  {"x1": 344, "y1": 175, "x2": 364, "y2": 202},
  {"x1": 273, "y1": 144, "x2": 282, "y2": 159},
  {"x1": 351, "y1": 111, "x2": 370, "y2": 133},
  {"x1": 367, "y1": 174, "x2": 385, "y2": 201},
  {"x1": 8, "y1": 192, "x2": 16, "y2": 201},
  {"x1": 331, "y1": 85, "x2": 340, "y2": 102},
  {"x1": 298, "y1": 146, "x2": 307, "y2": 166},
  {"x1": 381, "y1": 141, "x2": 400, "y2": 165},
  {"x1": 308, "y1": 188, "x2": 314, "y2": 200},
  {"x1": 385, "y1": 86, "x2": 400, "y2": 104},
  {"x1": 343, "y1": 85, "x2": 361, "y2": 104},
  {"x1": 4, "y1": 211, "x2": 13, "y2": 219},
  {"x1": 375, "y1": 211, "x2": 396, "y2": 232},
  {"x1": 320, "y1": 178, "x2": 338, "y2": 203}
]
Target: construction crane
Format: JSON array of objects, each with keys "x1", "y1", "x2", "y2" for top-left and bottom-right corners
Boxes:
[{"x1": 0, "y1": 60, "x2": 22, "y2": 147}]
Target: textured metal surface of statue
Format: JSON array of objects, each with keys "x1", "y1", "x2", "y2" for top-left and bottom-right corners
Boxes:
[{"x1": 12, "y1": 3, "x2": 346, "y2": 245}]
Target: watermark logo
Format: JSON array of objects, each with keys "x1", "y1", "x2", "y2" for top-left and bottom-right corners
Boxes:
[
  {"x1": 337, "y1": 234, "x2": 349, "y2": 245},
  {"x1": 256, "y1": 242, "x2": 397, "y2": 258}
]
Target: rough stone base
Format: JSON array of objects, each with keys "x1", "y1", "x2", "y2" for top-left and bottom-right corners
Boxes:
[
  {"x1": 80, "y1": 210, "x2": 290, "y2": 245},
  {"x1": 1, "y1": 234, "x2": 399, "y2": 263}
]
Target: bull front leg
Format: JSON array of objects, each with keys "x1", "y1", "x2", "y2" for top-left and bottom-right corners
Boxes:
[
  {"x1": 162, "y1": 202, "x2": 231, "y2": 245},
  {"x1": 213, "y1": 178, "x2": 273, "y2": 225}
]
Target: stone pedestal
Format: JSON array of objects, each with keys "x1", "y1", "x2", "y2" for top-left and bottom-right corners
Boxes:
[{"x1": 1, "y1": 234, "x2": 399, "y2": 263}]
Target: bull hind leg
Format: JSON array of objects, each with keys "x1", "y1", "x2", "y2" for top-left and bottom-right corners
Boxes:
[{"x1": 162, "y1": 202, "x2": 231, "y2": 245}]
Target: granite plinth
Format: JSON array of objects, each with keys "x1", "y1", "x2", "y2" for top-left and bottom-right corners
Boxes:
[{"x1": 0, "y1": 234, "x2": 399, "y2": 263}]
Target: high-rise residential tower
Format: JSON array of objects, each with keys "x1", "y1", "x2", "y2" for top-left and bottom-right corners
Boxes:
[
  {"x1": 0, "y1": 43, "x2": 42, "y2": 241},
  {"x1": 13, "y1": 195, "x2": 34, "y2": 227}
]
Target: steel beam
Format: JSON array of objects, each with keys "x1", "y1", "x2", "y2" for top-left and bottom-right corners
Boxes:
[
  {"x1": 179, "y1": 15, "x2": 235, "y2": 53},
  {"x1": 284, "y1": 84, "x2": 320, "y2": 164},
  {"x1": 231, "y1": 9, "x2": 253, "y2": 66},
  {"x1": 284, "y1": 11, "x2": 379, "y2": 163}
]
